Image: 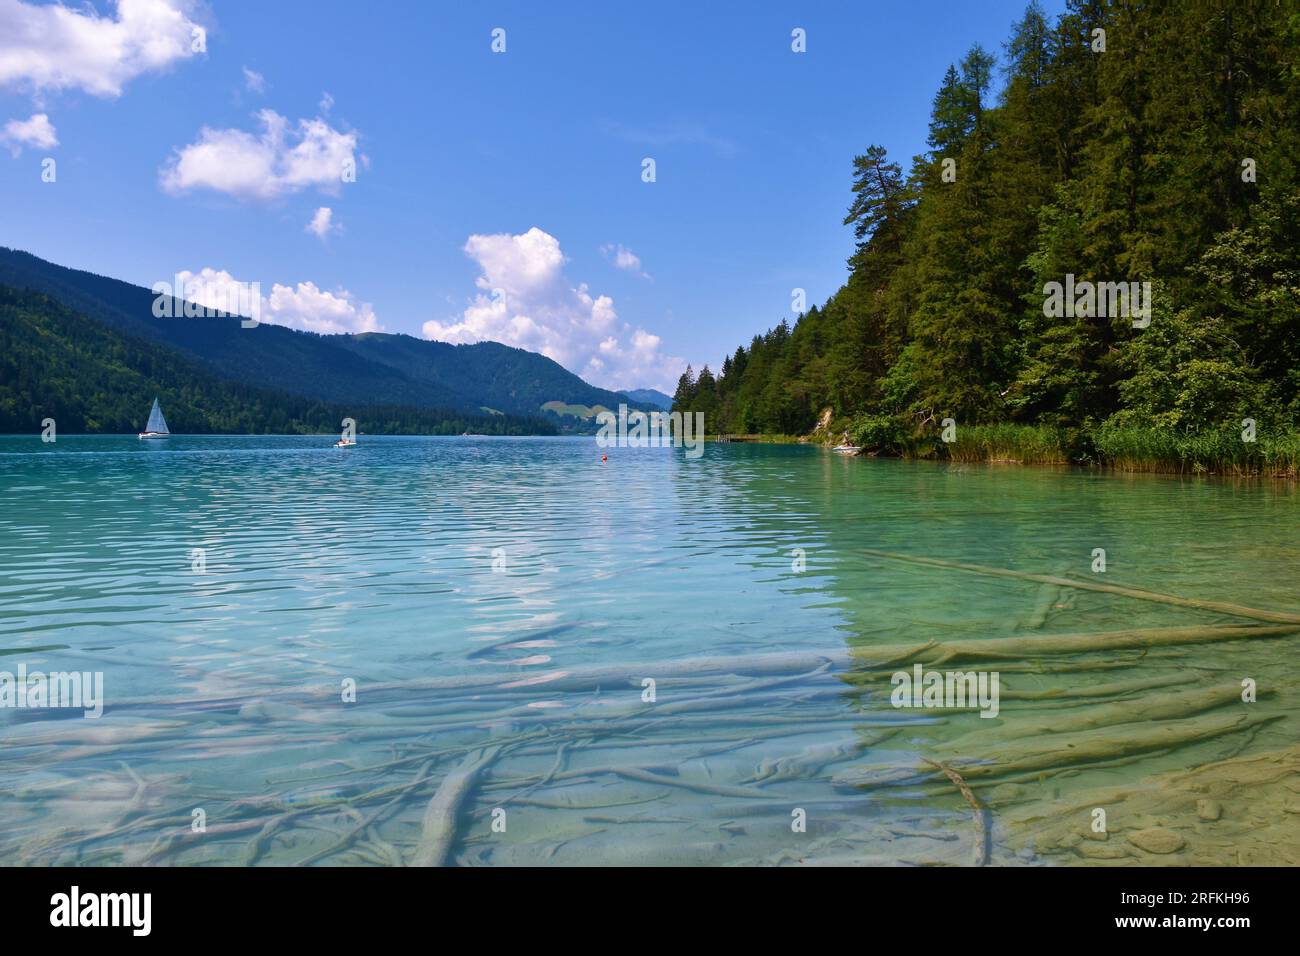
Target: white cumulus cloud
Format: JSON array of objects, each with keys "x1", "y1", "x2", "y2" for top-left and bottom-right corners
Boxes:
[
  {"x1": 306, "y1": 206, "x2": 339, "y2": 241},
  {"x1": 176, "y1": 267, "x2": 380, "y2": 334},
  {"x1": 601, "y1": 243, "x2": 649, "y2": 278},
  {"x1": 1, "y1": 112, "x2": 57, "y2": 155},
  {"x1": 160, "y1": 109, "x2": 362, "y2": 201},
  {"x1": 422, "y1": 227, "x2": 682, "y2": 392},
  {"x1": 0, "y1": 0, "x2": 205, "y2": 98}
]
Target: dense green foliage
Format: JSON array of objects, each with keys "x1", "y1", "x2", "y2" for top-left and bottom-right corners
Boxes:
[
  {"x1": 674, "y1": 1, "x2": 1300, "y2": 466},
  {"x1": 0, "y1": 247, "x2": 650, "y2": 428},
  {"x1": 0, "y1": 286, "x2": 552, "y2": 436}
]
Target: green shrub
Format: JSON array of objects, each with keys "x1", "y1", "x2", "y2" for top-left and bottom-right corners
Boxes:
[{"x1": 848, "y1": 413, "x2": 908, "y2": 454}]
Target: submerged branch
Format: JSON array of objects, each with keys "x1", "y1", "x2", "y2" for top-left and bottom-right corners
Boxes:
[
  {"x1": 859, "y1": 549, "x2": 1300, "y2": 625},
  {"x1": 921, "y1": 757, "x2": 989, "y2": 866}
]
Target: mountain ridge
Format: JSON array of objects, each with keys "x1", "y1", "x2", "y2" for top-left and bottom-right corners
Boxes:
[
  {"x1": 0, "y1": 284, "x2": 548, "y2": 435},
  {"x1": 620, "y1": 388, "x2": 673, "y2": 410},
  {"x1": 0, "y1": 247, "x2": 658, "y2": 429}
]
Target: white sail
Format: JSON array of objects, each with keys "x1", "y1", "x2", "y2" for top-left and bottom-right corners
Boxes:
[{"x1": 145, "y1": 398, "x2": 169, "y2": 435}]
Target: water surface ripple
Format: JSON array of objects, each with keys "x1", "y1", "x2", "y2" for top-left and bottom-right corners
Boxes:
[{"x1": 1, "y1": 435, "x2": 1296, "y2": 865}]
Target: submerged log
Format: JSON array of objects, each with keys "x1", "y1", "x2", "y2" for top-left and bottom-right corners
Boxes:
[
  {"x1": 104, "y1": 649, "x2": 854, "y2": 713},
  {"x1": 944, "y1": 682, "x2": 1265, "y2": 747},
  {"x1": 99, "y1": 622, "x2": 1292, "y2": 718},
  {"x1": 847, "y1": 624, "x2": 1297, "y2": 670},
  {"x1": 859, "y1": 549, "x2": 1300, "y2": 624},
  {"x1": 834, "y1": 710, "x2": 1279, "y2": 790},
  {"x1": 411, "y1": 745, "x2": 501, "y2": 867},
  {"x1": 1000, "y1": 674, "x2": 1187, "y2": 700},
  {"x1": 1019, "y1": 566, "x2": 1070, "y2": 630}
]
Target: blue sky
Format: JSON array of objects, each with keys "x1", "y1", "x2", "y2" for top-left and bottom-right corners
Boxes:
[{"x1": 1, "y1": 0, "x2": 1065, "y2": 393}]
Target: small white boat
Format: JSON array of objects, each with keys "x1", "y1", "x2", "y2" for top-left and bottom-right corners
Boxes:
[
  {"x1": 334, "y1": 438, "x2": 356, "y2": 448},
  {"x1": 138, "y1": 398, "x2": 170, "y2": 440},
  {"x1": 833, "y1": 444, "x2": 861, "y2": 455}
]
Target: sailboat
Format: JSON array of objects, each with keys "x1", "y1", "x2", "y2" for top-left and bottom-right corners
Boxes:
[{"x1": 138, "y1": 398, "x2": 170, "y2": 440}]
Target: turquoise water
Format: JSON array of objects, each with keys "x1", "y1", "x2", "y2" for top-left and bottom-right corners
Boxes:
[{"x1": 1, "y1": 435, "x2": 1296, "y2": 865}]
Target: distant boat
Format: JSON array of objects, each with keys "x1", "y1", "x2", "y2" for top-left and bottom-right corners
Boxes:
[
  {"x1": 832, "y1": 444, "x2": 861, "y2": 455},
  {"x1": 334, "y1": 437, "x2": 356, "y2": 448},
  {"x1": 138, "y1": 398, "x2": 170, "y2": 440}
]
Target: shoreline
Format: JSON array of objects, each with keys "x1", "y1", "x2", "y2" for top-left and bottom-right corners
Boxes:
[
  {"x1": 788, "y1": 423, "x2": 1300, "y2": 480},
  {"x1": 11, "y1": 429, "x2": 1299, "y2": 479}
]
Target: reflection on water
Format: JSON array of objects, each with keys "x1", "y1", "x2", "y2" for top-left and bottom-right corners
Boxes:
[{"x1": 0, "y1": 435, "x2": 1296, "y2": 865}]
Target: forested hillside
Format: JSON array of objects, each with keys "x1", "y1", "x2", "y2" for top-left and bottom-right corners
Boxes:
[
  {"x1": 0, "y1": 247, "x2": 652, "y2": 427},
  {"x1": 0, "y1": 286, "x2": 551, "y2": 436},
  {"x1": 674, "y1": 1, "x2": 1300, "y2": 465}
]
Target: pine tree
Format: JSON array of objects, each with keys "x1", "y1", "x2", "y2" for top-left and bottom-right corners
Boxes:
[
  {"x1": 671, "y1": 365, "x2": 696, "y2": 413},
  {"x1": 694, "y1": 1, "x2": 1300, "y2": 441}
]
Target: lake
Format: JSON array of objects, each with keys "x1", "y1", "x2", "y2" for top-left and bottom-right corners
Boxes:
[{"x1": 1, "y1": 435, "x2": 1296, "y2": 865}]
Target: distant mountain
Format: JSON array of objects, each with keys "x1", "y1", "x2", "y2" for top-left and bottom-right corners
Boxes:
[
  {"x1": 335, "y1": 332, "x2": 642, "y2": 421},
  {"x1": 0, "y1": 247, "x2": 656, "y2": 430},
  {"x1": 621, "y1": 388, "x2": 673, "y2": 411},
  {"x1": 0, "y1": 285, "x2": 548, "y2": 435}
]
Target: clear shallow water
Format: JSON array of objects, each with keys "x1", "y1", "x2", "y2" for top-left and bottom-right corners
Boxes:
[{"x1": 1, "y1": 435, "x2": 1297, "y2": 865}]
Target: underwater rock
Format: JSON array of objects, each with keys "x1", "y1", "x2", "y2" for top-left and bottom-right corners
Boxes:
[
  {"x1": 1127, "y1": 827, "x2": 1185, "y2": 854},
  {"x1": 1076, "y1": 841, "x2": 1128, "y2": 859},
  {"x1": 998, "y1": 746, "x2": 1300, "y2": 866},
  {"x1": 1196, "y1": 799, "x2": 1222, "y2": 821}
]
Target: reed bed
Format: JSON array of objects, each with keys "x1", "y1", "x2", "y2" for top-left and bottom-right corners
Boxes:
[
  {"x1": 848, "y1": 419, "x2": 1300, "y2": 476},
  {"x1": 1092, "y1": 426, "x2": 1300, "y2": 477},
  {"x1": 942, "y1": 424, "x2": 1071, "y2": 465}
]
